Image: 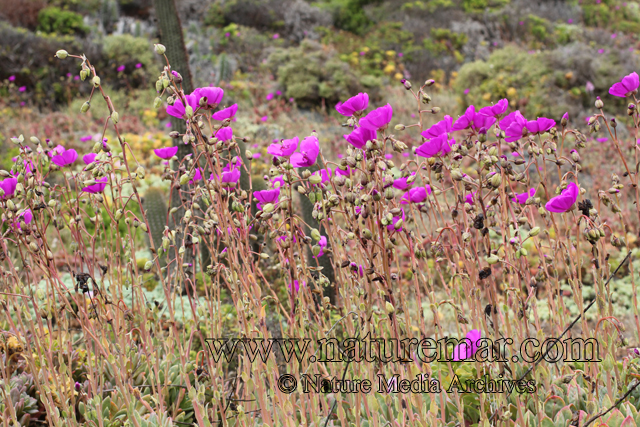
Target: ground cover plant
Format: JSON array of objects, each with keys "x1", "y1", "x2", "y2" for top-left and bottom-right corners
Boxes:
[{"x1": 6, "y1": 23, "x2": 640, "y2": 427}]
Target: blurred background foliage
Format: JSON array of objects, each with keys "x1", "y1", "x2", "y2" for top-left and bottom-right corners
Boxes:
[{"x1": 1, "y1": 0, "x2": 640, "y2": 119}]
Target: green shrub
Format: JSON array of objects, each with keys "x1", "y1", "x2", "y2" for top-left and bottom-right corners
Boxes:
[
  {"x1": 37, "y1": 6, "x2": 87, "y2": 35},
  {"x1": 103, "y1": 34, "x2": 158, "y2": 85},
  {"x1": 266, "y1": 39, "x2": 381, "y2": 107},
  {"x1": 314, "y1": 0, "x2": 383, "y2": 35},
  {"x1": 462, "y1": 0, "x2": 509, "y2": 13}
]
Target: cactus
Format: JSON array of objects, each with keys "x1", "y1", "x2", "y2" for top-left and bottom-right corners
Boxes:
[
  {"x1": 100, "y1": 0, "x2": 119, "y2": 34},
  {"x1": 215, "y1": 53, "x2": 234, "y2": 86},
  {"x1": 154, "y1": 0, "x2": 195, "y2": 288},
  {"x1": 299, "y1": 164, "x2": 336, "y2": 304},
  {"x1": 142, "y1": 188, "x2": 168, "y2": 268}
]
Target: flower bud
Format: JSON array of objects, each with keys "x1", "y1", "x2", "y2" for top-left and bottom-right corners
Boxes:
[
  {"x1": 185, "y1": 105, "x2": 193, "y2": 118},
  {"x1": 154, "y1": 97, "x2": 163, "y2": 109},
  {"x1": 401, "y1": 79, "x2": 411, "y2": 90},
  {"x1": 333, "y1": 174, "x2": 346, "y2": 187},
  {"x1": 111, "y1": 111, "x2": 119, "y2": 124},
  {"x1": 312, "y1": 245, "x2": 321, "y2": 257},
  {"x1": 55, "y1": 50, "x2": 68, "y2": 59},
  {"x1": 529, "y1": 227, "x2": 540, "y2": 236},
  {"x1": 81, "y1": 102, "x2": 91, "y2": 113},
  {"x1": 420, "y1": 92, "x2": 431, "y2": 104},
  {"x1": 92, "y1": 76, "x2": 101, "y2": 87},
  {"x1": 424, "y1": 79, "x2": 435, "y2": 87},
  {"x1": 595, "y1": 97, "x2": 604, "y2": 109},
  {"x1": 172, "y1": 71, "x2": 183, "y2": 83},
  {"x1": 430, "y1": 107, "x2": 441, "y2": 114},
  {"x1": 385, "y1": 301, "x2": 395, "y2": 314},
  {"x1": 179, "y1": 174, "x2": 190, "y2": 186},
  {"x1": 309, "y1": 174, "x2": 322, "y2": 185},
  {"x1": 155, "y1": 80, "x2": 163, "y2": 92},
  {"x1": 154, "y1": 44, "x2": 166, "y2": 54},
  {"x1": 363, "y1": 229, "x2": 373, "y2": 240},
  {"x1": 486, "y1": 255, "x2": 499, "y2": 265},
  {"x1": 395, "y1": 124, "x2": 406, "y2": 131},
  {"x1": 561, "y1": 112, "x2": 568, "y2": 127},
  {"x1": 144, "y1": 260, "x2": 154, "y2": 271},
  {"x1": 489, "y1": 173, "x2": 502, "y2": 188}
]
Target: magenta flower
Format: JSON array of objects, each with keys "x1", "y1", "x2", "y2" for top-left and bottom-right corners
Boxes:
[
  {"x1": 19, "y1": 86, "x2": 26, "y2": 92},
  {"x1": 189, "y1": 167, "x2": 203, "y2": 184},
  {"x1": 335, "y1": 166, "x2": 352, "y2": 176},
  {"x1": 421, "y1": 116, "x2": 453, "y2": 139},
  {"x1": 135, "y1": 63, "x2": 142, "y2": 68},
  {"x1": 216, "y1": 127, "x2": 233, "y2": 142},
  {"x1": 609, "y1": 72, "x2": 639, "y2": 97},
  {"x1": 393, "y1": 174, "x2": 415, "y2": 191},
  {"x1": 451, "y1": 105, "x2": 497, "y2": 132},
  {"x1": 51, "y1": 148, "x2": 78, "y2": 167},
  {"x1": 220, "y1": 167, "x2": 241, "y2": 186},
  {"x1": 271, "y1": 175, "x2": 285, "y2": 188},
  {"x1": 80, "y1": 135, "x2": 92, "y2": 142},
  {"x1": 315, "y1": 236, "x2": 328, "y2": 257},
  {"x1": 166, "y1": 94, "x2": 199, "y2": 119},
  {"x1": 478, "y1": 99, "x2": 508, "y2": 117},
  {"x1": 8, "y1": 75, "x2": 15, "y2": 81},
  {"x1": 255, "y1": 188, "x2": 280, "y2": 210},
  {"x1": 401, "y1": 186, "x2": 431, "y2": 204},
  {"x1": 465, "y1": 192, "x2": 476, "y2": 205},
  {"x1": 545, "y1": 182, "x2": 579, "y2": 213},
  {"x1": 193, "y1": 87, "x2": 224, "y2": 109},
  {"x1": 512, "y1": 188, "x2": 535, "y2": 205},
  {"x1": 261, "y1": 115, "x2": 268, "y2": 122},
  {"x1": 415, "y1": 134, "x2": 454, "y2": 158},
  {"x1": 49, "y1": 145, "x2": 65, "y2": 157},
  {"x1": 83, "y1": 153, "x2": 97, "y2": 164},
  {"x1": 290, "y1": 136, "x2": 320, "y2": 168},
  {"x1": 154, "y1": 146, "x2": 178, "y2": 159},
  {"x1": 500, "y1": 111, "x2": 528, "y2": 142},
  {"x1": 212, "y1": 104, "x2": 238, "y2": 120},
  {"x1": 525, "y1": 118, "x2": 556, "y2": 134},
  {"x1": 344, "y1": 126, "x2": 377, "y2": 149},
  {"x1": 288, "y1": 280, "x2": 306, "y2": 293},
  {"x1": 268, "y1": 137, "x2": 299, "y2": 157},
  {"x1": 312, "y1": 167, "x2": 332, "y2": 183},
  {"x1": 387, "y1": 209, "x2": 405, "y2": 232},
  {"x1": 336, "y1": 93, "x2": 369, "y2": 116},
  {"x1": 0, "y1": 178, "x2": 17, "y2": 199},
  {"x1": 82, "y1": 177, "x2": 109, "y2": 194},
  {"x1": 452, "y1": 329, "x2": 482, "y2": 361},
  {"x1": 359, "y1": 104, "x2": 393, "y2": 131},
  {"x1": 266, "y1": 93, "x2": 274, "y2": 101},
  {"x1": 12, "y1": 209, "x2": 33, "y2": 229},
  {"x1": 117, "y1": 65, "x2": 125, "y2": 72}
]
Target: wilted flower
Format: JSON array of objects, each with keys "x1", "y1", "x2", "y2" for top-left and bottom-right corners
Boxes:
[
  {"x1": 51, "y1": 148, "x2": 78, "y2": 167},
  {"x1": 415, "y1": 134, "x2": 454, "y2": 158},
  {"x1": 82, "y1": 177, "x2": 109, "y2": 193},
  {"x1": 268, "y1": 137, "x2": 299, "y2": 158},
  {"x1": 359, "y1": 104, "x2": 393, "y2": 131},
  {"x1": 452, "y1": 105, "x2": 497, "y2": 131},
  {"x1": 212, "y1": 104, "x2": 238, "y2": 120},
  {"x1": 255, "y1": 188, "x2": 280, "y2": 210},
  {"x1": 401, "y1": 186, "x2": 431, "y2": 204},
  {"x1": 609, "y1": 72, "x2": 639, "y2": 97},
  {"x1": 336, "y1": 93, "x2": 369, "y2": 116},
  {"x1": 154, "y1": 146, "x2": 178, "y2": 159},
  {"x1": 290, "y1": 136, "x2": 320, "y2": 168},
  {"x1": 344, "y1": 126, "x2": 377, "y2": 149},
  {"x1": 512, "y1": 188, "x2": 535, "y2": 205},
  {"x1": 452, "y1": 329, "x2": 482, "y2": 361},
  {"x1": 166, "y1": 94, "x2": 199, "y2": 119},
  {"x1": 545, "y1": 182, "x2": 579, "y2": 213}
]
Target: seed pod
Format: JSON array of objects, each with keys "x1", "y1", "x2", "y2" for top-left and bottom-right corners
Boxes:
[{"x1": 55, "y1": 50, "x2": 68, "y2": 59}]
